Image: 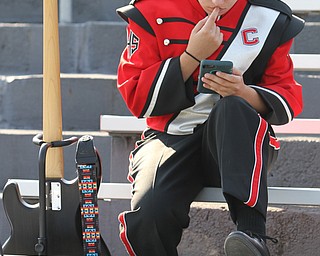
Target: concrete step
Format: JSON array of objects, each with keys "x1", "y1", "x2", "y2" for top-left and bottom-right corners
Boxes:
[
  {"x1": 0, "y1": 0, "x2": 128, "y2": 23},
  {"x1": 0, "y1": 19, "x2": 319, "y2": 76},
  {"x1": 0, "y1": 21, "x2": 126, "y2": 75},
  {"x1": 294, "y1": 19, "x2": 320, "y2": 54},
  {"x1": 294, "y1": 73, "x2": 320, "y2": 118},
  {"x1": 178, "y1": 202, "x2": 320, "y2": 256},
  {"x1": 0, "y1": 74, "x2": 131, "y2": 130},
  {"x1": 268, "y1": 136, "x2": 320, "y2": 188},
  {"x1": 0, "y1": 73, "x2": 318, "y2": 132},
  {"x1": 70, "y1": 0, "x2": 129, "y2": 23},
  {"x1": 0, "y1": 20, "x2": 319, "y2": 76}
]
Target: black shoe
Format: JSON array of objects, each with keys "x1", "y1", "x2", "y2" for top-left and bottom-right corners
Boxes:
[{"x1": 224, "y1": 231, "x2": 278, "y2": 256}]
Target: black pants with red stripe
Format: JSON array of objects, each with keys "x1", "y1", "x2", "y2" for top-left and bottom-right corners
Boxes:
[{"x1": 118, "y1": 96, "x2": 278, "y2": 256}]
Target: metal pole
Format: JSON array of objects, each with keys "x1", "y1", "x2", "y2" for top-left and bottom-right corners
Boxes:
[{"x1": 59, "y1": 0, "x2": 72, "y2": 23}]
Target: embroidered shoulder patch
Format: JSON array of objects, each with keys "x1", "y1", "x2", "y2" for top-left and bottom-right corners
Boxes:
[{"x1": 127, "y1": 30, "x2": 140, "y2": 58}]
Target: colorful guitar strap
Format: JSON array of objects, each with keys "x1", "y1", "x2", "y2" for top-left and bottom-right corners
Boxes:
[{"x1": 76, "y1": 135, "x2": 102, "y2": 256}]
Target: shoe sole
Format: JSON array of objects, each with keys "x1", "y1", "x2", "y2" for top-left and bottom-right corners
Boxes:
[{"x1": 224, "y1": 233, "x2": 265, "y2": 256}]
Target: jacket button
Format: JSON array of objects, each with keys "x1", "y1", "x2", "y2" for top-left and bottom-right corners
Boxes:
[
  {"x1": 164, "y1": 39, "x2": 170, "y2": 46},
  {"x1": 156, "y1": 18, "x2": 163, "y2": 24}
]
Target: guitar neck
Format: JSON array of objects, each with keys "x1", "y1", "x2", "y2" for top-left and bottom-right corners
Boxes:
[{"x1": 43, "y1": 0, "x2": 64, "y2": 179}]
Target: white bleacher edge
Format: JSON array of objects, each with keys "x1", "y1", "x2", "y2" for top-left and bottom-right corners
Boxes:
[
  {"x1": 283, "y1": 0, "x2": 320, "y2": 12},
  {"x1": 99, "y1": 183, "x2": 320, "y2": 206},
  {"x1": 100, "y1": 115, "x2": 320, "y2": 135},
  {"x1": 59, "y1": 0, "x2": 72, "y2": 23},
  {"x1": 1, "y1": 179, "x2": 320, "y2": 206},
  {"x1": 291, "y1": 54, "x2": 320, "y2": 72}
]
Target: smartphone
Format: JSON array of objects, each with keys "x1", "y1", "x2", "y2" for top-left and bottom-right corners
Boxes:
[{"x1": 197, "y1": 60, "x2": 233, "y2": 94}]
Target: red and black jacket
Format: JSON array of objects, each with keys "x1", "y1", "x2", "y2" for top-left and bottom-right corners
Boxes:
[{"x1": 117, "y1": 0, "x2": 304, "y2": 135}]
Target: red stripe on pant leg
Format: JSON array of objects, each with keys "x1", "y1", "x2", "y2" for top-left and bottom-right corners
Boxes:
[
  {"x1": 269, "y1": 133, "x2": 280, "y2": 150},
  {"x1": 118, "y1": 212, "x2": 136, "y2": 256},
  {"x1": 245, "y1": 117, "x2": 268, "y2": 207},
  {"x1": 127, "y1": 152, "x2": 134, "y2": 183}
]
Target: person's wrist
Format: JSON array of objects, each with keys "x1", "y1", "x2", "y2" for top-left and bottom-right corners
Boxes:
[
  {"x1": 180, "y1": 50, "x2": 201, "y2": 81},
  {"x1": 184, "y1": 50, "x2": 201, "y2": 64}
]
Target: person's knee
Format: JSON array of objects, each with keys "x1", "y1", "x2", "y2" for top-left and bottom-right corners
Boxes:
[
  {"x1": 216, "y1": 96, "x2": 251, "y2": 111},
  {"x1": 131, "y1": 189, "x2": 177, "y2": 224},
  {"x1": 145, "y1": 188, "x2": 190, "y2": 230},
  {"x1": 212, "y1": 96, "x2": 256, "y2": 120}
]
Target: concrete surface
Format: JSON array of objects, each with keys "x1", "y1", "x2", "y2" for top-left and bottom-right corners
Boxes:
[
  {"x1": 0, "y1": 73, "x2": 318, "y2": 132},
  {"x1": 0, "y1": 74, "x2": 130, "y2": 130},
  {"x1": 1, "y1": 21, "x2": 320, "y2": 76},
  {"x1": 269, "y1": 136, "x2": 320, "y2": 187},
  {"x1": 294, "y1": 14, "x2": 320, "y2": 54},
  {"x1": 295, "y1": 74, "x2": 320, "y2": 118},
  {"x1": 0, "y1": 22, "x2": 126, "y2": 75},
  {"x1": 178, "y1": 203, "x2": 320, "y2": 256}
]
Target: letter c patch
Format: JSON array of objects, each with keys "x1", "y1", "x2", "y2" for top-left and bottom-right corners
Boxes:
[{"x1": 242, "y1": 28, "x2": 259, "y2": 46}]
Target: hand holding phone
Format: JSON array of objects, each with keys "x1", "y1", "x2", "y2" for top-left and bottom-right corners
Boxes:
[{"x1": 197, "y1": 60, "x2": 233, "y2": 94}]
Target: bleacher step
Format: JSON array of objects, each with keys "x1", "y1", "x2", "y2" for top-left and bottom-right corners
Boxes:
[
  {"x1": 1, "y1": 73, "x2": 319, "y2": 131},
  {"x1": 0, "y1": 74, "x2": 130, "y2": 130},
  {"x1": 178, "y1": 202, "x2": 320, "y2": 256},
  {"x1": 0, "y1": 21, "x2": 126, "y2": 75},
  {"x1": 0, "y1": 17, "x2": 319, "y2": 76}
]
